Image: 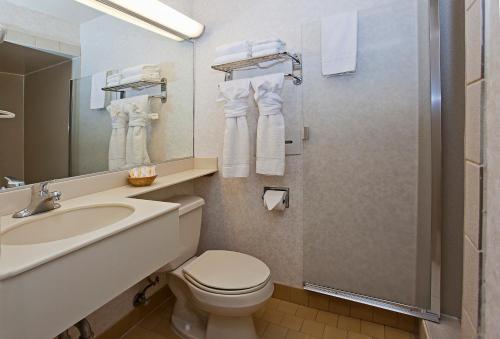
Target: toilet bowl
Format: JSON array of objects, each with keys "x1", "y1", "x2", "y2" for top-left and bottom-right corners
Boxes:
[{"x1": 161, "y1": 196, "x2": 273, "y2": 339}]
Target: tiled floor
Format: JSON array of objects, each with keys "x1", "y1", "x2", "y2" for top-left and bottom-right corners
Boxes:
[{"x1": 121, "y1": 297, "x2": 416, "y2": 339}]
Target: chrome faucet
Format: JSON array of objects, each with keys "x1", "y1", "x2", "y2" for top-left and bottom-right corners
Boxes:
[{"x1": 13, "y1": 181, "x2": 62, "y2": 218}]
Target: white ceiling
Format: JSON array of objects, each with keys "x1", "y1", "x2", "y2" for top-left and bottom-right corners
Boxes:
[{"x1": 7, "y1": 0, "x2": 102, "y2": 24}]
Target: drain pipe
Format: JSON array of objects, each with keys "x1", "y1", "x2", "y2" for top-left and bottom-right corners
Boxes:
[
  {"x1": 57, "y1": 330, "x2": 71, "y2": 339},
  {"x1": 75, "y1": 318, "x2": 94, "y2": 339}
]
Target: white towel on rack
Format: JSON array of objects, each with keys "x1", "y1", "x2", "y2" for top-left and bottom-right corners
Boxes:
[
  {"x1": 252, "y1": 41, "x2": 286, "y2": 53},
  {"x1": 120, "y1": 73, "x2": 160, "y2": 85},
  {"x1": 125, "y1": 95, "x2": 151, "y2": 167},
  {"x1": 252, "y1": 48, "x2": 285, "y2": 58},
  {"x1": 253, "y1": 38, "x2": 285, "y2": 46},
  {"x1": 107, "y1": 100, "x2": 129, "y2": 170},
  {"x1": 217, "y1": 78, "x2": 251, "y2": 178},
  {"x1": 90, "y1": 71, "x2": 107, "y2": 109},
  {"x1": 321, "y1": 11, "x2": 358, "y2": 76},
  {"x1": 216, "y1": 40, "x2": 252, "y2": 57},
  {"x1": 251, "y1": 73, "x2": 285, "y2": 176},
  {"x1": 214, "y1": 52, "x2": 251, "y2": 65},
  {"x1": 121, "y1": 64, "x2": 160, "y2": 78}
]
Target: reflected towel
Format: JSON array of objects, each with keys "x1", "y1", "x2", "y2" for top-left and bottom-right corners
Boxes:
[
  {"x1": 121, "y1": 64, "x2": 160, "y2": 78},
  {"x1": 252, "y1": 41, "x2": 286, "y2": 53},
  {"x1": 90, "y1": 71, "x2": 107, "y2": 109},
  {"x1": 217, "y1": 78, "x2": 251, "y2": 178},
  {"x1": 251, "y1": 73, "x2": 285, "y2": 176},
  {"x1": 120, "y1": 73, "x2": 160, "y2": 84},
  {"x1": 216, "y1": 40, "x2": 252, "y2": 57},
  {"x1": 107, "y1": 100, "x2": 128, "y2": 170},
  {"x1": 214, "y1": 52, "x2": 251, "y2": 65},
  {"x1": 125, "y1": 95, "x2": 151, "y2": 167}
]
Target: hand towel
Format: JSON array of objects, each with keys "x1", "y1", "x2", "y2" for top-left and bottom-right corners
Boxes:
[
  {"x1": 120, "y1": 73, "x2": 161, "y2": 85},
  {"x1": 321, "y1": 11, "x2": 358, "y2": 76},
  {"x1": 214, "y1": 52, "x2": 251, "y2": 65},
  {"x1": 252, "y1": 48, "x2": 285, "y2": 58},
  {"x1": 121, "y1": 64, "x2": 160, "y2": 78},
  {"x1": 251, "y1": 73, "x2": 285, "y2": 176},
  {"x1": 90, "y1": 71, "x2": 107, "y2": 109},
  {"x1": 216, "y1": 40, "x2": 252, "y2": 57},
  {"x1": 125, "y1": 95, "x2": 151, "y2": 167},
  {"x1": 217, "y1": 78, "x2": 251, "y2": 178},
  {"x1": 107, "y1": 100, "x2": 128, "y2": 170},
  {"x1": 252, "y1": 41, "x2": 286, "y2": 53}
]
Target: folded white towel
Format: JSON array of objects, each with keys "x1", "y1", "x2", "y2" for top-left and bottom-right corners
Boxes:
[
  {"x1": 253, "y1": 38, "x2": 285, "y2": 46},
  {"x1": 107, "y1": 100, "x2": 129, "y2": 170},
  {"x1": 252, "y1": 41, "x2": 286, "y2": 53},
  {"x1": 216, "y1": 40, "x2": 252, "y2": 57},
  {"x1": 217, "y1": 78, "x2": 251, "y2": 178},
  {"x1": 90, "y1": 71, "x2": 107, "y2": 110},
  {"x1": 251, "y1": 73, "x2": 286, "y2": 176},
  {"x1": 252, "y1": 48, "x2": 285, "y2": 58},
  {"x1": 120, "y1": 73, "x2": 160, "y2": 84},
  {"x1": 321, "y1": 11, "x2": 358, "y2": 75},
  {"x1": 121, "y1": 64, "x2": 160, "y2": 78},
  {"x1": 214, "y1": 52, "x2": 251, "y2": 65},
  {"x1": 125, "y1": 95, "x2": 151, "y2": 167}
]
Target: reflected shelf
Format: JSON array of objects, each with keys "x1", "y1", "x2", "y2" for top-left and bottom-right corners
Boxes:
[{"x1": 102, "y1": 78, "x2": 167, "y2": 103}]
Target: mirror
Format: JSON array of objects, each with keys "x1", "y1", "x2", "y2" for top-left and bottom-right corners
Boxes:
[{"x1": 0, "y1": 0, "x2": 194, "y2": 189}]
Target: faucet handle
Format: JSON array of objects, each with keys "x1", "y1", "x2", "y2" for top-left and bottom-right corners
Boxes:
[{"x1": 31, "y1": 181, "x2": 53, "y2": 196}]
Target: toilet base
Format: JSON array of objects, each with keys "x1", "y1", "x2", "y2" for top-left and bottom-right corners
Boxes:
[
  {"x1": 170, "y1": 299, "x2": 207, "y2": 339},
  {"x1": 206, "y1": 314, "x2": 258, "y2": 339}
]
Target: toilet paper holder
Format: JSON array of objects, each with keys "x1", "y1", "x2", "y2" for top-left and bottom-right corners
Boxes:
[{"x1": 262, "y1": 187, "x2": 290, "y2": 208}]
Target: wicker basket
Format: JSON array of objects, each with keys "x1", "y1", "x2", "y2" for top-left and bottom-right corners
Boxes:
[{"x1": 127, "y1": 175, "x2": 157, "y2": 187}]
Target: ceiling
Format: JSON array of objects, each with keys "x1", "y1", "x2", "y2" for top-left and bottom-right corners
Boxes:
[
  {"x1": 0, "y1": 42, "x2": 71, "y2": 75},
  {"x1": 7, "y1": 0, "x2": 102, "y2": 24}
]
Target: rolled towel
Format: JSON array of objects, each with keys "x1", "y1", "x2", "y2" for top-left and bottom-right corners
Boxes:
[
  {"x1": 252, "y1": 41, "x2": 286, "y2": 53},
  {"x1": 120, "y1": 73, "x2": 161, "y2": 84},
  {"x1": 214, "y1": 52, "x2": 251, "y2": 65},
  {"x1": 121, "y1": 64, "x2": 160, "y2": 78},
  {"x1": 216, "y1": 40, "x2": 251, "y2": 57},
  {"x1": 252, "y1": 48, "x2": 285, "y2": 58}
]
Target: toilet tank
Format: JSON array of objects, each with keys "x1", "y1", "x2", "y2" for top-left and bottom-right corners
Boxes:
[{"x1": 159, "y1": 195, "x2": 205, "y2": 272}]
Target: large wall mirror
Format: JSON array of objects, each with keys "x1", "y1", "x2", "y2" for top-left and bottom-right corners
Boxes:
[{"x1": 0, "y1": 0, "x2": 194, "y2": 189}]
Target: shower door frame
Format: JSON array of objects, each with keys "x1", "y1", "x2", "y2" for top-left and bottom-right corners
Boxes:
[{"x1": 304, "y1": 0, "x2": 442, "y2": 322}]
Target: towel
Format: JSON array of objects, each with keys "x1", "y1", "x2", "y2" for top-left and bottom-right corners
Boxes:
[
  {"x1": 120, "y1": 73, "x2": 161, "y2": 85},
  {"x1": 251, "y1": 73, "x2": 285, "y2": 176},
  {"x1": 217, "y1": 79, "x2": 251, "y2": 178},
  {"x1": 321, "y1": 11, "x2": 358, "y2": 76},
  {"x1": 125, "y1": 95, "x2": 151, "y2": 167},
  {"x1": 214, "y1": 52, "x2": 251, "y2": 65},
  {"x1": 107, "y1": 100, "x2": 128, "y2": 170},
  {"x1": 107, "y1": 73, "x2": 122, "y2": 86},
  {"x1": 121, "y1": 64, "x2": 160, "y2": 78},
  {"x1": 252, "y1": 48, "x2": 285, "y2": 58},
  {"x1": 90, "y1": 71, "x2": 107, "y2": 109},
  {"x1": 216, "y1": 40, "x2": 252, "y2": 57},
  {"x1": 253, "y1": 38, "x2": 285, "y2": 46},
  {"x1": 252, "y1": 41, "x2": 286, "y2": 53}
]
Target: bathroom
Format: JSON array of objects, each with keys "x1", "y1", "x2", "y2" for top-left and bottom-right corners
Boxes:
[{"x1": 0, "y1": 0, "x2": 495, "y2": 338}]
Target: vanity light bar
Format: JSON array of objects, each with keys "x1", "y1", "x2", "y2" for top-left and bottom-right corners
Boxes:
[{"x1": 74, "y1": 0, "x2": 204, "y2": 41}]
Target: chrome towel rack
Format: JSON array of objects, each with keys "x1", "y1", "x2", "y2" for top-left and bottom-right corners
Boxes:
[
  {"x1": 102, "y1": 78, "x2": 167, "y2": 103},
  {"x1": 211, "y1": 52, "x2": 303, "y2": 85}
]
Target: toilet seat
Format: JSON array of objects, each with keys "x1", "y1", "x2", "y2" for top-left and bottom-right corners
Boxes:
[{"x1": 182, "y1": 250, "x2": 271, "y2": 295}]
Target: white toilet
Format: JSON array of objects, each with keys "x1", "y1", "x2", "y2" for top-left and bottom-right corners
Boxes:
[{"x1": 160, "y1": 195, "x2": 274, "y2": 339}]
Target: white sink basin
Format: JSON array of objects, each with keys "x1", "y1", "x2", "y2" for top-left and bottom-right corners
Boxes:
[{"x1": 2, "y1": 205, "x2": 134, "y2": 245}]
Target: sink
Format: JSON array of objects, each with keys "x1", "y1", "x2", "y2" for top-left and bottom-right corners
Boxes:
[{"x1": 2, "y1": 204, "x2": 134, "y2": 245}]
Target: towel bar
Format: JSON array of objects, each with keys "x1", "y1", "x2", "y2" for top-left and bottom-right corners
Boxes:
[{"x1": 102, "y1": 78, "x2": 167, "y2": 103}]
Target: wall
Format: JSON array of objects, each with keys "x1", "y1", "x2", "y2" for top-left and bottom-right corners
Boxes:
[
  {"x1": 0, "y1": 73, "x2": 24, "y2": 184},
  {"x1": 24, "y1": 61, "x2": 71, "y2": 184}
]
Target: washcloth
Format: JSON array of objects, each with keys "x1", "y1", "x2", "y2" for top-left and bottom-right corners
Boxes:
[
  {"x1": 121, "y1": 64, "x2": 160, "y2": 78},
  {"x1": 107, "y1": 100, "x2": 128, "y2": 170},
  {"x1": 251, "y1": 73, "x2": 285, "y2": 176},
  {"x1": 217, "y1": 78, "x2": 251, "y2": 178},
  {"x1": 214, "y1": 52, "x2": 251, "y2": 65},
  {"x1": 90, "y1": 71, "x2": 107, "y2": 109},
  {"x1": 125, "y1": 95, "x2": 151, "y2": 167},
  {"x1": 216, "y1": 40, "x2": 252, "y2": 57},
  {"x1": 321, "y1": 11, "x2": 358, "y2": 75}
]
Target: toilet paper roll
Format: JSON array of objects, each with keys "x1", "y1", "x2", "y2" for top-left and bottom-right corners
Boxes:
[{"x1": 263, "y1": 190, "x2": 286, "y2": 211}]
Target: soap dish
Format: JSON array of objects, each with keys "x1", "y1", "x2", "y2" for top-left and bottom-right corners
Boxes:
[{"x1": 128, "y1": 175, "x2": 157, "y2": 187}]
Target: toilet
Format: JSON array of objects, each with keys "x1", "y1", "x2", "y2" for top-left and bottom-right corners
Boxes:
[{"x1": 160, "y1": 195, "x2": 274, "y2": 339}]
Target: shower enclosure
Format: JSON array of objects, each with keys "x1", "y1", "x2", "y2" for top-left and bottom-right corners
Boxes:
[{"x1": 302, "y1": 0, "x2": 440, "y2": 320}]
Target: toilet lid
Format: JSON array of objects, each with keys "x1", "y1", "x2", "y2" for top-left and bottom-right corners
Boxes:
[{"x1": 182, "y1": 250, "x2": 271, "y2": 292}]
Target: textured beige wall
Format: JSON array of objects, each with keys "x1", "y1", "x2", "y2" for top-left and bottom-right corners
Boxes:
[
  {"x1": 24, "y1": 61, "x2": 71, "y2": 184},
  {"x1": 0, "y1": 73, "x2": 24, "y2": 183}
]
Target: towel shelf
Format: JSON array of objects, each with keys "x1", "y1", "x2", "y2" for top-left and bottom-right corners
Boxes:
[
  {"x1": 211, "y1": 52, "x2": 303, "y2": 85},
  {"x1": 102, "y1": 78, "x2": 167, "y2": 103}
]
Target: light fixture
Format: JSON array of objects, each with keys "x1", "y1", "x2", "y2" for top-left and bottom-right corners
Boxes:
[{"x1": 74, "y1": 0, "x2": 204, "y2": 41}]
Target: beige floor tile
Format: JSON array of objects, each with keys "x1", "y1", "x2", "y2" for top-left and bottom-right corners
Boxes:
[
  {"x1": 347, "y1": 332, "x2": 371, "y2": 339},
  {"x1": 301, "y1": 320, "x2": 325, "y2": 338},
  {"x1": 139, "y1": 305, "x2": 171, "y2": 331},
  {"x1": 274, "y1": 284, "x2": 292, "y2": 301},
  {"x1": 396, "y1": 314, "x2": 417, "y2": 333},
  {"x1": 296, "y1": 305, "x2": 319, "y2": 320},
  {"x1": 268, "y1": 298, "x2": 282, "y2": 310},
  {"x1": 323, "y1": 325, "x2": 348, "y2": 339},
  {"x1": 316, "y1": 311, "x2": 339, "y2": 326},
  {"x1": 309, "y1": 294, "x2": 330, "y2": 311},
  {"x1": 385, "y1": 326, "x2": 412, "y2": 339},
  {"x1": 151, "y1": 319, "x2": 180, "y2": 339},
  {"x1": 255, "y1": 306, "x2": 267, "y2": 318},
  {"x1": 264, "y1": 309, "x2": 286, "y2": 324},
  {"x1": 263, "y1": 323, "x2": 288, "y2": 339},
  {"x1": 338, "y1": 316, "x2": 361, "y2": 332},
  {"x1": 329, "y1": 299, "x2": 351, "y2": 316},
  {"x1": 255, "y1": 317, "x2": 271, "y2": 335},
  {"x1": 360, "y1": 320, "x2": 384, "y2": 339},
  {"x1": 349, "y1": 304, "x2": 374, "y2": 322},
  {"x1": 373, "y1": 309, "x2": 398, "y2": 327},
  {"x1": 281, "y1": 314, "x2": 304, "y2": 331},
  {"x1": 279, "y1": 301, "x2": 300, "y2": 315},
  {"x1": 291, "y1": 288, "x2": 310, "y2": 306},
  {"x1": 286, "y1": 330, "x2": 310, "y2": 339},
  {"x1": 121, "y1": 326, "x2": 168, "y2": 339}
]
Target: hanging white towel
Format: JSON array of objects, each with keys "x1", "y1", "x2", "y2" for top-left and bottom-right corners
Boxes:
[
  {"x1": 107, "y1": 100, "x2": 128, "y2": 171},
  {"x1": 217, "y1": 78, "x2": 251, "y2": 178},
  {"x1": 90, "y1": 71, "x2": 107, "y2": 109},
  {"x1": 321, "y1": 11, "x2": 358, "y2": 76},
  {"x1": 125, "y1": 95, "x2": 151, "y2": 167},
  {"x1": 251, "y1": 73, "x2": 285, "y2": 176}
]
